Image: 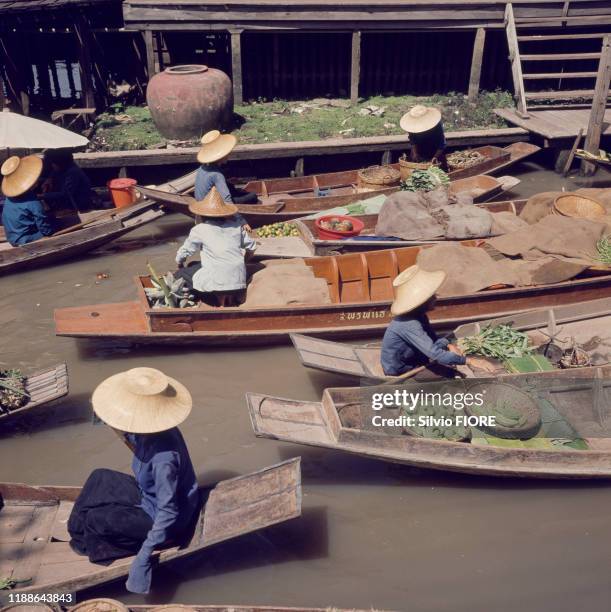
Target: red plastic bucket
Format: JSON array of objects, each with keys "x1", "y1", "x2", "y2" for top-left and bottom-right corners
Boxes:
[
  {"x1": 314, "y1": 215, "x2": 364, "y2": 240},
  {"x1": 108, "y1": 178, "x2": 138, "y2": 208}
]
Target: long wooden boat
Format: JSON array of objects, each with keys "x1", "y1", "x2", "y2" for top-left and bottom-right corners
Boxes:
[
  {"x1": 0, "y1": 458, "x2": 301, "y2": 594},
  {"x1": 287, "y1": 198, "x2": 528, "y2": 257},
  {"x1": 54, "y1": 243, "x2": 611, "y2": 346},
  {"x1": 0, "y1": 201, "x2": 163, "y2": 276},
  {"x1": 79, "y1": 603, "x2": 382, "y2": 612},
  {"x1": 0, "y1": 363, "x2": 68, "y2": 423},
  {"x1": 247, "y1": 373, "x2": 611, "y2": 480},
  {"x1": 291, "y1": 298, "x2": 611, "y2": 383},
  {"x1": 138, "y1": 174, "x2": 518, "y2": 228}
]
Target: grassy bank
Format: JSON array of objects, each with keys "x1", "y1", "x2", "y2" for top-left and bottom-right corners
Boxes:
[{"x1": 92, "y1": 90, "x2": 515, "y2": 151}]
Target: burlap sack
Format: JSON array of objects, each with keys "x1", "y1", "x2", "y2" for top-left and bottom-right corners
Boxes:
[
  {"x1": 490, "y1": 211, "x2": 530, "y2": 235},
  {"x1": 444, "y1": 205, "x2": 493, "y2": 239},
  {"x1": 575, "y1": 188, "x2": 611, "y2": 212},
  {"x1": 242, "y1": 259, "x2": 331, "y2": 307},
  {"x1": 518, "y1": 191, "x2": 561, "y2": 224},
  {"x1": 487, "y1": 214, "x2": 605, "y2": 266},
  {"x1": 375, "y1": 191, "x2": 445, "y2": 240}
]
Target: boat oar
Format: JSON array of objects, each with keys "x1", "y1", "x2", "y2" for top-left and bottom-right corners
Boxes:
[
  {"x1": 50, "y1": 209, "x2": 119, "y2": 237},
  {"x1": 382, "y1": 364, "x2": 428, "y2": 385}
]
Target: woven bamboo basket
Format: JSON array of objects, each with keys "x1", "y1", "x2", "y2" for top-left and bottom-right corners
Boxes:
[
  {"x1": 356, "y1": 165, "x2": 401, "y2": 192},
  {"x1": 70, "y1": 600, "x2": 129, "y2": 612},
  {"x1": 398, "y1": 158, "x2": 432, "y2": 180},
  {"x1": 553, "y1": 194, "x2": 606, "y2": 220}
]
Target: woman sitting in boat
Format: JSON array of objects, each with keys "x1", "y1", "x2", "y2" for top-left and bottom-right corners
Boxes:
[
  {"x1": 1, "y1": 155, "x2": 54, "y2": 246},
  {"x1": 68, "y1": 367, "x2": 199, "y2": 595},
  {"x1": 175, "y1": 186, "x2": 257, "y2": 307},
  {"x1": 381, "y1": 265, "x2": 495, "y2": 376},
  {"x1": 195, "y1": 130, "x2": 258, "y2": 204},
  {"x1": 41, "y1": 148, "x2": 94, "y2": 212},
  {"x1": 400, "y1": 105, "x2": 449, "y2": 172}
]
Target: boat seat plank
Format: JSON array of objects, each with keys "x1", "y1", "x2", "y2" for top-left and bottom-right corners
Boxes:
[
  {"x1": 337, "y1": 253, "x2": 370, "y2": 303},
  {"x1": 292, "y1": 333, "x2": 361, "y2": 361},
  {"x1": 51, "y1": 501, "x2": 74, "y2": 542},
  {"x1": 0, "y1": 506, "x2": 36, "y2": 543},
  {"x1": 248, "y1": 394, "x2": 335, "y2": 446},
  {"x1": 301, "y1": 351, "x2": 367, "y2": 376}
]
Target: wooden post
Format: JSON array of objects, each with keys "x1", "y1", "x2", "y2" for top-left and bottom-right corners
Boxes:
[
  {"x1": 350, "y1": 30, "x2": 361, "y2": 105},
  {"x1": 381, "y1": 150, "x2": 391, "y2": 165},
  {"x1": 505, "y1": 3, "x2": 528, "y2": 117},
  {"x1": 143, "y1": 30, "x2": 156, "y2": 79},
  {"x1": 0, "y1": 71, "x2": 5, "y2": 110},
  {"x1": 230, "y1": 29, "x2": 244, "y2": 106},
  {"x1": 582, "y1": 36, "x2": 611, "y2": 176},
  {"x1": 74, "y1": 13, "x2": 96, "y2": 109},
  {"x1": 0, "y1": 34, "x2": 30, "y2": 114},
  {"x1": 468, "y1": 28, "x2": 486, "y2": 101}
]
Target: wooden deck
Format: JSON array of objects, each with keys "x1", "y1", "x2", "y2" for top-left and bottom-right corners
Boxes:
[{"x1": 495, "y1": 107, "x2": 611, "y2": 143}]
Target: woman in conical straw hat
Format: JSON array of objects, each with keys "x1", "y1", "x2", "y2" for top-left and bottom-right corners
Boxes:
[
  {"x1": 399, "y1": 104, "x2": 449, "y2": 172},
  {"x1": 380, "y1": 265, "x2": 495, "y2": 376},
  {"x1": 175, "y1": 185, "x2": 257, "y2": 307},
  {"x1": 68, "y1": 367, "x2": 199, "y2": 595},
  {"x1": 194, "y1": 129, "x2": 258, "y2": 204},
  {"x1": 1, "y1": 154, "x2": 54, "y2": 246}
]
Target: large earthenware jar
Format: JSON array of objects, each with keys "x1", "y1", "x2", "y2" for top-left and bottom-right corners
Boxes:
[{"x1": 146, "y1": 65, "x2": 233, "y2": 140}]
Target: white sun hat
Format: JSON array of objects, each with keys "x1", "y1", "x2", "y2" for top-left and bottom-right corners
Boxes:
[
  {"x1": 92, "y1": 367, "x2": 192, "y2": 434},
  {"x1": 391, "y1": 265, "x2": 447, "y2": 316},
  {"x1": 399, "y1": 105, "x2": 442, "y2": 134},
  {"x1": 196, "y1": 129, "x2": 237, "y2": 164}
]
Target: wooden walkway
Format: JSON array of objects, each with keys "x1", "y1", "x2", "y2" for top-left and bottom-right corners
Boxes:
[{"x1": 495, "y1": 107, "x2": 611, "y2": 143}]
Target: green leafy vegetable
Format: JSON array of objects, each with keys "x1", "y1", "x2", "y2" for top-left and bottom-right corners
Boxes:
[
  {"x1": 400, "y1": 167, "x2": 450, "y2": 192},
  {"x1": 458, "y1": 324, "x2": 533, "y2": 362}
]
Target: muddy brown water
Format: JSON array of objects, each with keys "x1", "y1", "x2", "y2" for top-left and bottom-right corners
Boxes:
[{"x1": 1, "y1": 162, "x2": 611, "y2": 612}]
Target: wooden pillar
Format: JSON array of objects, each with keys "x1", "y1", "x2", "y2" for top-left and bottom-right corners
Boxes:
[
  {"x1": 0, "y1": 34, "x2": 30, "y2": 114},
  {"x1": 0, "y1": 70, "x2": 5, "y2": 110},
  {"x1": 143, "y1": 30, "x2": 156, "y2": 80},
  {"x1": 582, "y1": 35, "x2": 611, "y2": 176},
  {"x1": 468, "y1": 28, "x2": 486, "y2": 101},
  {"x1": 350, "y1": 30, "x2": 361, "y2": 105},
  {"x1": 74, "y1": 13, "x2": 96, "y2": 109},
  {"x1": 230, "y1": 29, "x2": 244, "y2": 105}
]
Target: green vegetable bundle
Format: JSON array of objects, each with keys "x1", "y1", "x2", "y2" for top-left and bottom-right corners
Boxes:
[
  {"x1": 400, "y1": 167, "x2": 450, "y2": 192},
  {"x1": 596, "y1": 235, "x2": 611, "y2": 265},
  {"x1": 458, "y1": 324, "x2": 533, "y2": 362},
  {"x1": 0, "y1": 369, "x2": 28, "y2": 413},
  {"x1": 256, "y1": 222, "x2": 300, "y2": 238}
]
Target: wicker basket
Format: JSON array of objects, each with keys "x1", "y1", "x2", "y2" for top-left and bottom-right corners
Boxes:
[
  {"x1": 70, "y1": 600, "x2": 129, "y2": 612},
  {"x1": 356, "y1": 165, "x2": 401, "y2": 192},
  {"x1": 553, "y1": 194, "x2": 606, "y2": 220},
  {"x1": 398, "y1": 158, "x2": 432, "y2": 180}
]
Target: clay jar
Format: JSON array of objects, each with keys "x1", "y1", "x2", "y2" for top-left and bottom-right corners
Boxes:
[{"x1": 146, "y1": 65, "x2": 233, "y2": 140}]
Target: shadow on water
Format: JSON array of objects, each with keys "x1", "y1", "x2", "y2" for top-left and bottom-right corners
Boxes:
[{"x1": 81, "y1": 506, "x2": 328, "y2": 604}]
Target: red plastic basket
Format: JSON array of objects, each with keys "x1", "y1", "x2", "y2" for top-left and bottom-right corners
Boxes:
[{"x1": 314, "y1": 215, "x2": 365, "y2": 240}]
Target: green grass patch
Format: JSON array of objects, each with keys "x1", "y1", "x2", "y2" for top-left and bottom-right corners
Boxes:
[{"x1": 92, "y1": 90, "x2": 515, "y2": 151}]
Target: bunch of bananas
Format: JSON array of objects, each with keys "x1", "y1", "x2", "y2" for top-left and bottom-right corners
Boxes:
[{"x1": 256, "y1": 222, "x2": 300, "y2": 238}]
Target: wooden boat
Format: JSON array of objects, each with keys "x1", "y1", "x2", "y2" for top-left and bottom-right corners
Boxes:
[
  {"x1": 0, "y1": 363, "x2": 68, "y2": 423},
  {"x1": 291, "y1": 298, "x2": 611, "y2": 383},
  {"x1": 0, "y1": 458, "x2": 301, "y2": 594},
  {"x1": 54, "y1": 243, "x2": 611, "y2": 346},
  {"x1": 288, "y1": 198, "x2": 528, "y2": 257},
  {"x1": 0, "y1": 201, "x2": 164, "y2": 276},
  {"x1": 82, "y1": 603, "x2": 380, "y2": 612},
  {"x1": 137, "y1": 174, "x2": 518, "y2": 228},
  {"x1": 246, "y1": 372, "x2": 611, "y2": 479}
]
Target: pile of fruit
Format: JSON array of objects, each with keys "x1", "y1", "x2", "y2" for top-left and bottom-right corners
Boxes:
[
  {"x1": 319, "y1": 217, "x2": 354, "y2": 232},
  {"x1": 0, "y1": 369, "x2": 28, "y2": 414},
  {"x1": 400, "y1": 167, "x2": 450, "y2": 192},
  {"x1": 256, "y1": 222, "x2": 300, "y2": 238}
]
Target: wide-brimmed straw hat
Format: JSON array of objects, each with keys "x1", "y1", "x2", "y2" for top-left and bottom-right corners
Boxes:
[
  {"x1": 1, "y1": 155, "x2": 43, "y2": 198},
  {"x1": 400, "y1": 105, "x2": 442, "y2": 134},
  {"x1": 197, "y1": 129, "x2": 237, "y2": 164},
  {"x1": 188, "y1": 186, "x2": 238, "y2": 217},
  {"x1": 92, "y1": 367, "x2": 192, "y2": 434},
  {"x1": 391, "y1": 265, "x2": 447, "y2": 316}
]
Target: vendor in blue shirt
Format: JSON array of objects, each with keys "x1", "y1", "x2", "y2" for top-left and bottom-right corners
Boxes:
[
  {"x1": 381, "y1": 265, "x2": 495, "y2": 376},
  {"x1": 400, "y1": 105, "x2": 449, "y2": 172},
  {"x1": 1, "y1": 155, "x2": 54, "y2": 246},
  {"x1": 42, "y1": 148, "x2": 94, "y2": 212},
  {"x1": 194, "y1": 130, "x2": 258, "y2": 204},
  {"x1": 68, "y1": 367, "x2": 199, "y2": 595}
]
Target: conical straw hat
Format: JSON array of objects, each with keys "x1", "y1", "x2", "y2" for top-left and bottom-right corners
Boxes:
[
  {"x1": 1, "y1": 154, "x2": 43, "y2": 198},
  {"x1": 188, "y1": 186, "x2": 238, "y2": 217},
  {"x1": 92, "y1": 367, "x2": 192, "y2": 434},
  {"x1": 197, "y1": 129, "x2": 237, "y2": 164},
  {"x1": 399, "y1": 105, "x2": 442, "y2": 134},
  {"x1": 391, "y1": 265, "x2": 447, "y2": 316}
]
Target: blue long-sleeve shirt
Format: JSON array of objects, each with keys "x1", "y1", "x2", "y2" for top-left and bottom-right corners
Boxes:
[
  {"x1": 1, "y1": 196, "x2": 54, "y2": 246},
  {"x1": 194, "y1": 164, "x2": 232, "y2": 202},
  {"x1": 43, "y1": 163, "x2": 93, "y2": 211},
  {"x1": 125, "y1": 428, "x2": 199, "y2": 594},
  {"x1": 381, "y1": 314, "x2": 466, "y2": 376}
]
